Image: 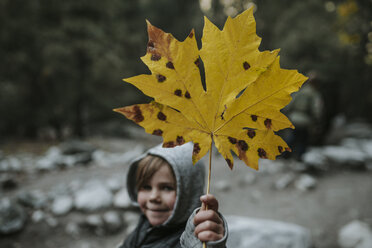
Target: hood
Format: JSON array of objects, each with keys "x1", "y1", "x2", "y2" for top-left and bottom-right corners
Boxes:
[{"x1": 126, "y1": 142, "x2": 206, "y2": 227}]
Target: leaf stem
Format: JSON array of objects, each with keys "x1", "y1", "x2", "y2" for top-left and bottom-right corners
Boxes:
[
  {"x1": 207, "y1": 139, "x2": 212, "y2": 195},
  {"x1": 203, "y1": 137, "x2": 213, "y2": 248}
]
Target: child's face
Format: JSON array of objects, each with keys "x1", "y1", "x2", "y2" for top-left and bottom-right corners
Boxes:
[{"x1": 137, "y1": 164, "x2": 176, "y2": 226}]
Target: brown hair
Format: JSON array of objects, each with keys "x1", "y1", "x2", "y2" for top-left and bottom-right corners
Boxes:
[{"x1": 135, "y1": 155, "x2": 176, "y2": 190}]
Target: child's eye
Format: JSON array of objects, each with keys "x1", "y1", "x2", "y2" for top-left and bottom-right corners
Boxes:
[
  {"x1": 162, "y1": 185, "x2": 175, "y2": 191},
  {"x1": 141, "y1": 185, "x2": 152, "y2": 191}
]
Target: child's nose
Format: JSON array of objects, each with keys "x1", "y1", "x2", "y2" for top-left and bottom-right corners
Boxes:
[{"x1": 149, "y1": 189, "x2": 160, "y2": 201}]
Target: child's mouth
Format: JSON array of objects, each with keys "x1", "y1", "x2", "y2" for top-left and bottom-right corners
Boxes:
[{"x1": 148, "y1": 208, "x2": 168, "y2": 212}]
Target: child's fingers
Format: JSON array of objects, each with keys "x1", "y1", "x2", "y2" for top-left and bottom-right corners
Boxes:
[
  {"x1": 193, "y1": 209, "x2": 222, "y2": 226},
  {"x1": 194, "y1": 220, "x2": 224, "y2": 238},
  {"x1": 195, "y1": 226, "x2": 224, "y2": 242},
  {"x1": 194, "y1": 196, "x2": 225, "y2": 242},
  {"x1": 200, "y1": 194, "x2": 219, "y2": 212},
  {"x1": 197, "y1": 230, "x2": 224, "y2": 242}
]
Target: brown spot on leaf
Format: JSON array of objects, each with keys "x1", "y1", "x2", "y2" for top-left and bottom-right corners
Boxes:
[
  {"x1": 151, "y1": 54, "x2": 161, "y2": 61},
  {"x1": 238, "y1": 140, "x2": 248, "y2": 151},
  {"x1": 228, "y1": 136, "x2": 237, "y2": 144},
  {"x1": 166, "y1": 61, "x2": 175, "y2": 69},
  {"x1": 264, "y1": 118, "x2": 272, "y2": 129},
  {"x1": 132, "y1": 105, "x2": 144, "y2": 123},
  {"x1": 285, "y1": 147, "x2": 292, "y2": 152},
  {"x1": 251, "y1": 115, "x2": 258, "y2": 122},
  {"x1": 278, "y1": 146, "x2": 283, "y2": 153},
  {"x1": 243, "y1": 61, "x2": 250, "y2": 70},
  {"x1": 163, "y1": 141, "x2": 175, "y2": 148},
  {"x1": 157, "y1": 112, "x2": 167, "y2": 121},
  {"x1": 225, "y1": 158, "x2": 233, "y2": 169},
  {"x1": 258, "y1": 148, "x2": 267, "y2": 158},
  {"x1": 146, "y1": 22, "x2": 173, "y2": 60},
  {"x1": 176, "y1": 136, "x2": 185, "y2": 145},
  {"x1": 193, "y1": 143, "x2": 201, "y2": 156},
  {"x1": 152, "y1": 129, "x2": 163, "y2": 136},
  {"x1": 188, "y1": 31, "x2": 194, "y2": 38},
  {"x1": 156, "y1": 74, "x2": 166, "y2": 83},
  {"x1": 185, "y1": 91, "x2": 191, "y2": 99},
  {"x1": 147, "y1": 40, "x2": 155, "y2": 50},
  {"x1": 174, "y1": 89, "x2": 182, "y2": 97},
  {"x1": 247, "y1": 129, "x2": 256, "y2": 139},
  {"x1": 194, "y1": 58, "x2": 200, "y2": 67}
]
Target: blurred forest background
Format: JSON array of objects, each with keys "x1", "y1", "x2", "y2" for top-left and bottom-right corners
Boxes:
[
  {"x1": 1, "y1": 0, "x2": 372, "y2": 141},
  {"x1": 1, "y1": 1, "x2": 372, "y2": 248}
]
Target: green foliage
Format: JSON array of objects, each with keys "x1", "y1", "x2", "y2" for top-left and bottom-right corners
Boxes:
[{"x1": 0, "y1": 0, "x2": 202, "y2": 138}]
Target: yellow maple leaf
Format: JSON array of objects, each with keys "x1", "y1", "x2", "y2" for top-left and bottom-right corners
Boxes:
[{"x1": 115, "y1": 8, "x2": 307, "y2": 170}]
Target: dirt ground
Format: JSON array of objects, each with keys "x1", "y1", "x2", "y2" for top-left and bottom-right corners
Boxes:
[{"x1": 1, "y1": 136, "x2": 372, "y2": 248}]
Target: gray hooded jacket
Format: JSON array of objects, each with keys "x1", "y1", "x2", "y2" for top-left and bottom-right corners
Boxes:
[{"x1": 120, "y1": 143, "x2": 228, "y2": 248}]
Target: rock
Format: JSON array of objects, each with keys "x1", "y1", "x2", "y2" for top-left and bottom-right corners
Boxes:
[
  {"x1": 341, "y1": 138, "x2": 372, "y2": 161},
  {"x1": 93, "y1": 145, "x2": 144, "y2": 167},
  {"x1": 338, "y1": 220, "x2": 372, "y2": 248},
  {"x1": 103, "y1": 211, "x2": 123, "y2": 233},
  {"x1": 91, "y1": 150, "x2": 107, "y2": 167},
  {"x1": 36, "y1": 157, "x2": 57, "y2": 171},
  {"x1": 275, "y1": 173, "x2": 296, "y2": 190},
  {"x1": 83, "y1": 214, "x2": 104, "y2": 236},
  {"x1": 226, "y1": 216, "x2": 312, "y2": 248},
  {"x1": 31, "y1": 210, "x2": 44, "y2": 223},
  {"x1": 259, "y1": 159, "x2": 285, "y2": 174},
  {"x1": 106, "y1": 177, "x2": 123, "y2": 192},
  {"x1": 322, "y1": 146, "x2": 366, "y2": 168},
  {"x1": 113, "y1": 188, "x2": 132, "y2": 209},
  {"x1": 360, "y1": 139, "x2": 372, "y2": 161},
  {"x1": 85, "y1": 214, "x2": 103, "y2": 227},
  {"x1": 295, "y1": 174, "x2": 317, "y2": 191},
  {"x1": 17, "y1": 190, "x2": 47, "y2": 209},
  {"x1": 0, "y1": 198, "x2": 27, "y2": 235},
  {"x1": 51, "y1": 195, "x2": 73, "y2": 216},
  {"x1": 65, "y1": 222, "x2": 80, "y2": 237},
  {"x1": 37, "y1": 142, "x2": 95, "y2": 170},
  {"x1": 74, "y1": 181, "x2": 113, "y2": 211},
  {"x1": 8, "y1": 157, "x2": 22, "y2": 172},
  {"x1": 60, "y1": 153, "x2": 92, "y2": 168},
  {"x1": 36, "y1": 146, "x2": 61, "y2": 171},
  {"x1": 0, "y1": 157, "x2": 23, "y2": 172},
  {"x1": 302, "y1": 147, "x2": 328, "y2": 170}
]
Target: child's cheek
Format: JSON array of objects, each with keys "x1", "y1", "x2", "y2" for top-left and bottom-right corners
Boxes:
[
  {"x1": 167, "y1": 192, "x2": 177, "y2": 209},
  {"x1": 137, "y1": 191, "x2": 148, "y2": 210}
]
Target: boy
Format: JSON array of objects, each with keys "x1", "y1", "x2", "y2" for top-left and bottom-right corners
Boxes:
[{"x1": 120, "y1": 142, "x2": 228, "y2": 248}]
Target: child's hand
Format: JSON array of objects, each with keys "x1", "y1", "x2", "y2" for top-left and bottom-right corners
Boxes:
[{"x1": 193, "y1": 194, "x2": 224, "y2": 242}]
